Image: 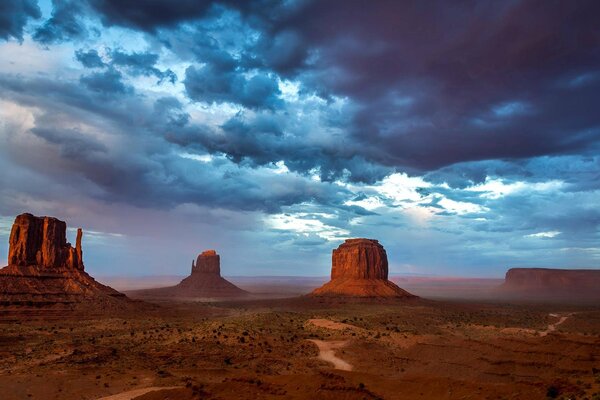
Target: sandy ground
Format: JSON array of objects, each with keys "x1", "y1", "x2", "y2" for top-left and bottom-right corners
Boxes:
[
  {"x1": 1, "y1": 297, "x2": 599, "y2": 399},
  {"x1": 97, "y1": 386, "x2": 182, "y2": 400},
  {"x1": 306, "y1": 318, "x2": 362, "y2": 331}
]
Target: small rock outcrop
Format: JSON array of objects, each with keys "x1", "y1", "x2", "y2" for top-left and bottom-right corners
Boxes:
[
  {"x1": 0, "y1": 213, "x2": 124, "y2": 307},
  {"x1": 135, "y1": 250, "x2": 247, "y2": 299},
  {"x1": 498, "y1": 267, "x2": 600, "y2": 302},
  {"x1": 311, "y1": 239, "x2": 414, "y2": 298}
]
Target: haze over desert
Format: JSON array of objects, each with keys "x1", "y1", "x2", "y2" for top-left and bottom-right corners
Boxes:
[{"x1": 1, "y1": 1, "x2": 600, "y2": 399}]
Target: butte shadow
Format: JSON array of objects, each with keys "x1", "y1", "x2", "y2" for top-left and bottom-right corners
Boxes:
[
  {"x1": 0, "y1": 213, "x2": 126, "y2": 310},
  {"x1": 310, "y1": 238, "x2": 415, "y2": 298},
  {"x1": 130, "y1": 250, "x2": 249, "y2": 300}
]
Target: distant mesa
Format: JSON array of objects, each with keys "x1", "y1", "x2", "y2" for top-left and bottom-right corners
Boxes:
[
  {"x1": 135, "y1": 249, "x2": 248, "y2": 298},
  {"x1": 0, "y1": 213, "x2": 125, "y2": 307},
  {"x1": 310, "y1": 238, "x2": 415, "y2": 298},
  {"x1": 498, "y1": 267, "x2": 600, "y2": 302}
]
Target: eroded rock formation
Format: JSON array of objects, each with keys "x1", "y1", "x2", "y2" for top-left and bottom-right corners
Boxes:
[
  {"x1": 135, "y1": 249, "x2": 247, "y2": 299},
  {"x1": 498, "y1": 267, "x2": 600, "y2": 302},
  {"x1": 311, "y1": 239, "x2": 414, "y2": 298},
  {"x1": 192, "y1": 250, "x2": 220, "y2": 275},
  {"x1": 8, "y1": 213, "x2": 84, "y2": 270},
  {"x1": 0, "y1": 213, "x2": 124, "y2": 307}
]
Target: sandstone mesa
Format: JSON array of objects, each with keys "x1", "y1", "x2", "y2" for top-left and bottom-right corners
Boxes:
[{"x1": 311, "y1": 238, "x2": 415, "y2": 298}]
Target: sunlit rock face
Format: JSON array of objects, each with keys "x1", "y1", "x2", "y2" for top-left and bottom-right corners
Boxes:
[
  {"x1": 8, "y1": 213, "x2": 84, "y2": 270},
  {"x1": 192, "y1": 250, "x2": 220, "y2": 275},
  {"x1": 331, "y1": 239, "x2": 388, "y2": 280},
  {"x1": 0, "y1": 213, "x2": 124, "y2": 305},
  {"x1": 311, "y1": 239, "x2": 415, "y2": 298}
]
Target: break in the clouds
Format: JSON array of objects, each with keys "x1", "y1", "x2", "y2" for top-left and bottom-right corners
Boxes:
[{"x1": 0, "y1": 0, "x2": 599, "y2": 277}]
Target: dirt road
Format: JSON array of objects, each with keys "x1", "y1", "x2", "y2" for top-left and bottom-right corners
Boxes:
[
  {"x1": 97, "y1": 386, "x2": 182, "y2": 400},
  {"x1": 308, "y1": 339, "x2": 353, "y2": 371}
]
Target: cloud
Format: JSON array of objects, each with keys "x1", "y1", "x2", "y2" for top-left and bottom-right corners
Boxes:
[
  {"x1": 0, "y1": 0, "x2": 41, "y2": 42},
  {"x1": 75, "y1": 48, "x2": 105, "y2": 68},
  {"x1": 184, "y1": 65, "x2": 280, "y2": 109},
  {"x1": 80, "y1": 68, "x2": 131, "y2": 94},
  {"x1": 88, "y1": 0, "x2": 215, "y2": 31},
  {"x1": 110, "y1": 49, "x2": 176, "y2": 84},
  {"x1": 33, "y1": 0, "x2": 87, "y2": 44},
  {"x1": 525, "y1": 231, "x2": 561, "y2": 239},
  {"x1": 266, "y1": 1, "x2": 600, "y2": 171}
]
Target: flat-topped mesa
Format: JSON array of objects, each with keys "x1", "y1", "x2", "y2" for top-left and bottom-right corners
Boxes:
[
  {"x1": 191, "y1": 250, "x2": 220, "y2": 275},
  {"x1": 498, "y1": 268, "x2": 600, "y2": 302},
  {"x1": 331, "y1": 239, "x2": 388, "y2": 280},
  {"x1": 311, "y1": 238, "x2": 415, "y2": 298},
  {"x1": 8, "y1": 213, "x2": 84, "y2": 270}
]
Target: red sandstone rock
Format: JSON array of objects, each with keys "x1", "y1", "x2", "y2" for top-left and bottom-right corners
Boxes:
[
  {"x1": 498, "y1": 267, "x2": 600, "y2": 301},
  {"x1": 138, "y1": 250, "x2": 247, "y2": 298},
  {"x1": 311, "y1": 239, "x2": 414, "y2": 298},
  {"x1": 331, "y1": 238, "x2": 388, "y2": 280},
  {"x1": 8, "y1": 213, "x2": 84, "y2": 270},
  {"x1": 0, "y1": 213, "x2": 124, "y2": 306},
  {"x1": 192, "y1": 249, "x2": 220, "y2": 275}
]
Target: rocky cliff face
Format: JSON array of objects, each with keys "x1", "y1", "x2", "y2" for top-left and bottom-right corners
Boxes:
[
  {"x1": 331, "y1": 239, "x2": 388, "y2": 280},
  {"x1": 0, "y1": 213, "x2": 124, "y2": 307},
  {"x1": 311, "y1": 239, "x2": 414, "y2": 298},
  {"x1": 8, "y1": 213, "x2": 84, "y2": 270},
  {"x1": 499, "y1": 268, "x2": 600, "y2": 301},
  {"x1": 192, "y1": 250, "x2": 220, "y2": 275}
]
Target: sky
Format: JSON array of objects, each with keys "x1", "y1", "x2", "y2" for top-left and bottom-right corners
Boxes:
[{"x1": 0, "y1": 0, "x2": 599, "y2": 278}]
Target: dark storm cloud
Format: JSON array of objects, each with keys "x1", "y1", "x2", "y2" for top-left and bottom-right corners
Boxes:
[
  {"x1": 75, "y1": 49, "x2": 105, "y2": 68},
  {"x1": 269, "y1": 0, "x2": 600, "y2": 171},
  {"x1": 33, "y1": 0, "x2": 87, "y2": 44},
  {"x1": 123, "y1": 0, "x2": 600, "y2": 182},
  {"x1": 0, "y1": 0, "x2": 41, "y2": 41},
  {"x1": 166, "y1": 109, "x2": 392, "y2": 184},
  {"x1": 80, "y1": 68, "x2": 131, "y2": 94},
  {"x1": 184, "y1": 65, "x2": 280, "y2": 109},
  {"x1": 74, "y1": 48, "x2": 177, "y2": 83},
  {"x1": 110, "y1": 49, "x2": 176, "y2": 83},
  {"x1": 87, "y1": 0, "x2": 215, "y2": 31},
  {"x1": 31, "y1": 126, "x2": 108, "y2": 156},
  {"x1": 87, "y1": 0, "x2": 300, "y2": 32},
  {"x1": 0, "y1": 73, "x2": 349, "y2": 213},
  {"x1": 153, "y1": 97, "x2": 190, "y2": 127}
]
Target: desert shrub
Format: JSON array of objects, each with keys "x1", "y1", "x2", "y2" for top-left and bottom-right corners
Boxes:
[{"x1": 546, "y1": 385, "x2": 559, "y2": 398}]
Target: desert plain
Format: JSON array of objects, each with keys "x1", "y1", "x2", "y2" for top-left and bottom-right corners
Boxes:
[{"x1": 1, "y1": 290, "x2": 600, "y2": 400}]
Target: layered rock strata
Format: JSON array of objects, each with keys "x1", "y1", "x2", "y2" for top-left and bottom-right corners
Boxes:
[
  {"x1": 0, "y1": 213, "x2": 124, "y2": 306},
  {"x1": 311, "y1": 239, "x2": 414, "y2": 298}
]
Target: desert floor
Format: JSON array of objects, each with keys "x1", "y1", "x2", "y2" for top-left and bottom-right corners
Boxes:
[{"x1": 1, "y1": 296, "x2": 599, "y2": 400}]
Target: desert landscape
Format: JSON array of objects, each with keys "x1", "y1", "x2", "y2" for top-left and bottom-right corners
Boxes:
[
  {"x1": 2, "y1": 1, "x2": 600, "y2": 399},
  {"x1": 1, "y1": 214, "x2": 599, "y2": 400}
]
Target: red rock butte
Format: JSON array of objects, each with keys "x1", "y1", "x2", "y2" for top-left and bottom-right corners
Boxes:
[
  {"x1": 138, "y1": 249, "x2": 247, "y2": 298},
  {"x1": 311, "y1": 238, "x2": 415, "y2": 298},
  {"x1": 0, "y1": 213, "x2": 124, "y2": 306}
]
